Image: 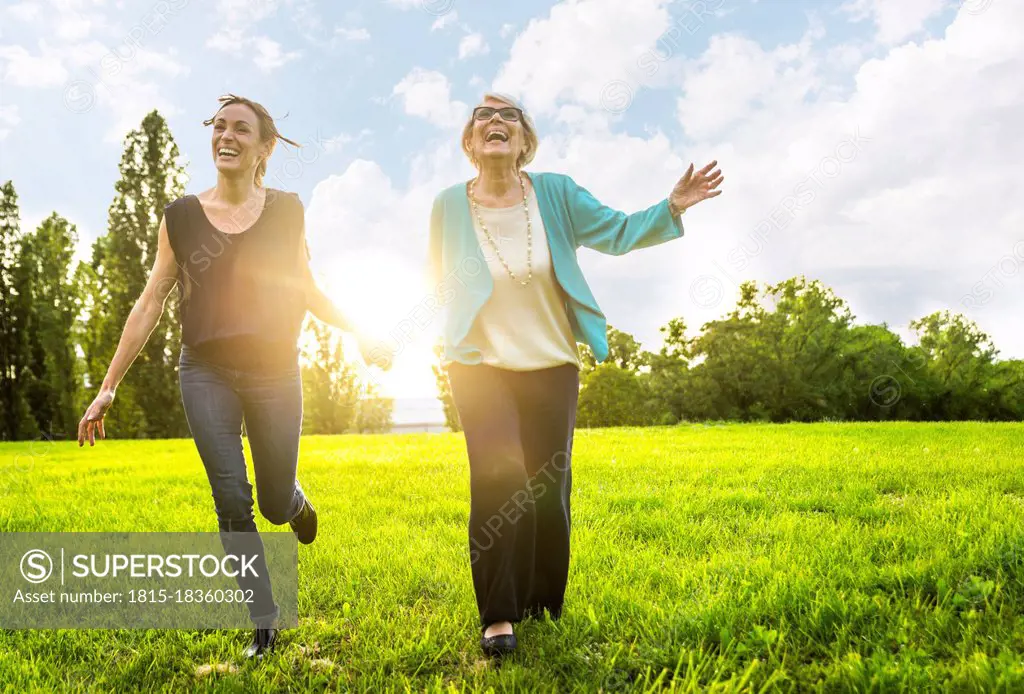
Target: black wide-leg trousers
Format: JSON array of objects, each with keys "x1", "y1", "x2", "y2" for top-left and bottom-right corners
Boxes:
[{"x1": 447, "y1": 361, "x2": 580, "y2": 628}]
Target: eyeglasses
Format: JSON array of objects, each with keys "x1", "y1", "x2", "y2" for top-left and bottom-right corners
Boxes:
[{"x1": 473, "y1": 106, "x2": 523, "y2": 122}]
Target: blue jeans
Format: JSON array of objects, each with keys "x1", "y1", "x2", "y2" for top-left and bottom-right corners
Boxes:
[{"x1": 178, "y1": 344, "x2": 307, "y2": 627}]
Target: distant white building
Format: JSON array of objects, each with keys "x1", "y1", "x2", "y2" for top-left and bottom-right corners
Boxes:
[{"x1": 388, "y1": 397, "x2": 449, "y2": 434}]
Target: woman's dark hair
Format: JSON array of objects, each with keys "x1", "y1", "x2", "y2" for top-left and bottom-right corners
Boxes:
[{"x1": 204, "y1": 94, "x2": 300, "y2": 186}]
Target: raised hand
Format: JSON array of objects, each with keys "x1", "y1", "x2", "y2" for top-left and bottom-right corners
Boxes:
[
  {"x1": 669, "y1": 160, "x2": 724, "y2": 215},
  {"x1": 78, "y1": 390, "x2": 115, "y2": 447}
]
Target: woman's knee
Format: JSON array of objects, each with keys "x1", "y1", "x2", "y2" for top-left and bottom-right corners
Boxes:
[
  {"x1": 257, "y1": 496, "x2": 296, "y2": 525},
  {"x1": 471, "y1": 453, "x2": 529, "y2": 492}
]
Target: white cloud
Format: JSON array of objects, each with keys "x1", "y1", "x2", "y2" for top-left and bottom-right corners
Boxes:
[
  {"x1": 392, "y1": 68, "x2": 468, "y2": 129},
  {"x1": 251, "y1": 36, "x2": 301, "y2": 72},
  {"x1": 0, "y1": 0, "x2": 191, "y2": 140},
  {"x1": 61, "y1": 40, "x2": 190, "y2": 141},
  {"x1": 493, "y1": 0, "x2": 679, "y2": 115},
  {"x1": 208, "y1": 30, "x2": 300, "y2": 72},
  {"x1": 675, "y1": 30, "x2": 821, "y2": 141},
  {"x1": 841, "y1": 0, "x2": 949, "y2": 45},
  {"x1": 207, "y1": 0, "x2": 302, "y2": 71},
  {"x1": 318, "y1": 129, "x2": 373, "y2": 155},
  {"x1": 0, "y1": 43, "x2": 68, "y2": 87},
  {"x1": 458, "y1": 32, "x2": 489, "y2": 59},
  {"x1": 213, "y1": 0, "x2": 279, "y2": 26},
  {"x1": 431, "y1": 10, "x2": 458, "y2": 31},
  {"x1": 206, "y1": 29, "x2": 247, "y2": 55},
  {"x1": 386, "y1": 0, "x2": 461, "y2": 21},
  {"x1": 7, "y1": 2, "x2": 41, "y2": 22},
  {"x1": 0, "y1": 105, "x2": 20, "y2": 140},
  {"x1": 4, "y1": 0, "x2": 114, "y2": 42},
  {"x1": 305, "y1": 144, "x2": 466, "y2": 261},
  {"x1": 500, "y1": 23, "x2": 516, "y2": 39},
  {"x1": 657, "y1": 0, "x2": 1024, "y2": 357},
  {"x1": 335, "y1": 26, "x2": 371, "y2": 41}
]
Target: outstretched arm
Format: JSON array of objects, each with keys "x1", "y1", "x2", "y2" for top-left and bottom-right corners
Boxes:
[
  {"x1": 78, "y1": 215, "x2": 178, "y2": 446},
  {"x1": 568, "y1": 160, "x2": 723, "y2": 255},
  {"x1": 303, "y1": 257, "x2": 354, "y2": 333},
  {"x1": 298, "y1": 217, "x2": 394, "y2": 369}
]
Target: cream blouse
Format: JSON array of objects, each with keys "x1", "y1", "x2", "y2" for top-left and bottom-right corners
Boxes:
[{"x1": 465, "y1": 190, "x2": 581, "y2": 370}]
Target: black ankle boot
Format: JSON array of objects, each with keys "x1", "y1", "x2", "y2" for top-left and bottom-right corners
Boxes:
[
  {"x1": 243, "y1": 627, "x2": 278, "y2": 660},
  {"x1": 289, "y1": 498, "x2": 317, "y2": 544}
]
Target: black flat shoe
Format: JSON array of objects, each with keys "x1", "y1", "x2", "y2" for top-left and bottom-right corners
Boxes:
[
  {"x1": 480, "y1": 633, "x2": 517, "y2": 658},
  {"x1": 243, "y1": 627, "x2": 278, "y2": 660},
  {"x1": 289, "y1": 498, "x2": 317, "y2": 544}
]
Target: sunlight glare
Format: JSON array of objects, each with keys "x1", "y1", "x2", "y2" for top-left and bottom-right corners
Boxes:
[{"x1": 311, "y1": 249, "x2": 441, "y2": 400}]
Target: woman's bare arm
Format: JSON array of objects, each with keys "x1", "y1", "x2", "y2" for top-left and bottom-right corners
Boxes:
[{"x1": 78, "y1": 216, "x2": 179, "y2": 446}]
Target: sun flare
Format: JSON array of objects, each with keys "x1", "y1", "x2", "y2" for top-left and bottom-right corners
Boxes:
[{"x1": 309, "y1": 250, "x2": 441, "y2": 400}]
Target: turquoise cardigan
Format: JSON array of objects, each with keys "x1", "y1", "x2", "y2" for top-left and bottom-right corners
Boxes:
[{"x1": 428, "y1": 171, "x2": 684, "y2": 365}]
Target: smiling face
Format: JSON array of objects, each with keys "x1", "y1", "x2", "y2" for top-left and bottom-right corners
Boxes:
[
  {"x1": 210, "y1": 102, "x2": 270, "y2": 180},
  {"x1": 468, "y1": 96, "x2": 525, "y2": 169}
]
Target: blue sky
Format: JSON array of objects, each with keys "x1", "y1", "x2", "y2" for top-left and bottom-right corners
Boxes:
[{"x1": 2, "y1": 0, "x2": 1021, "y2": 402}]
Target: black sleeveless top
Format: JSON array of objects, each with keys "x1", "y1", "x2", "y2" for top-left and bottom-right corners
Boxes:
[{"x1": 165, "y1": 188, "x2": 309, "y2": 371}]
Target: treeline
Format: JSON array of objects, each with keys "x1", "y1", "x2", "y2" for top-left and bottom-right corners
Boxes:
[
  {"x1": 0, "y1": 110, "x2": 390, "y2": 442},
  {"x1": 436, "y1": 277, "x2": 1023, "y2": 430},
  {"x1": 579, "y1": 277, "x2": 1022, "y2": 426}
]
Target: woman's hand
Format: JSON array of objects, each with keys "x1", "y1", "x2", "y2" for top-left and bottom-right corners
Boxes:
[
  {"x1": 78, "y1": 390, "x2": 115, "y2": 446},
  {"x1": 669, "y1": 160, "x2": 724, "y2": 215},
  {"x1": 357, "y1": 335, "x2": 395, "y2": 371}
]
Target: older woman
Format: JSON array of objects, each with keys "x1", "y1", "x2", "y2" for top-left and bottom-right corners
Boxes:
[{"x1": 429, "y1": 93, "x2": 723, "y2": 657}]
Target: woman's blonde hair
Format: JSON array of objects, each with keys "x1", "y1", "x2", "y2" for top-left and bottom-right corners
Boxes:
[
  {"x1": 204, "y1": 94, "x2": 300, "y2": 187},
  {"x1": 461, "y1": 92, "x2": 538, "y2": 170}
]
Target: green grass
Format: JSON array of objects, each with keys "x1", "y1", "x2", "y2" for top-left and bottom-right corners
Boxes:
[{"x1": 2, "y1": 423, "x2": 1024, "y2": 692}]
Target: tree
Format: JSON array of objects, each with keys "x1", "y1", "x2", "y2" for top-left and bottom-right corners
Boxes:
[
  {"x1": 684, "y1": 281, "x2": 776, "y2": 420},
  {"x1": 644, "y1": 318, "x2": 691, "y2": 424},
  {"x1": 85, "y1": 111, "x2": 189, "y2": 438},
  {"x1": 758, "y1": 277, "x2": 855, "y2": 420},
  {"x1": 577, "y1": 362, "x2": 654, "y2": 427},
  {"x1": 15, "y1": 213, "x2": 81, "y2": 437},
  {"x1": 300, "y1": 318, "x2": 361, "y2": 434},
  {"x1": 910, "y1": 311, "x2": 997, "y2": 419},
  {"x1": 579, "y1": 326, "x2": 649, "y2": 381},
  {"x1": 355, "y1": 389, "x2": 394, "y2": 434},
  {"x1": 73, "y1": 247, "x2": 106, "y2": 415},
  {"x1": 606, "y1": 326, "x2": 649, "y2": 372},
  {"x1": 432, "y1": 341, "x2": 460, "y2": 432},
  {"x1": 0, "y1": 181, "x2": 38, "y2": 440},
  {"x1": 298, "y1": 318, "x2": 392, "y2": 434},
  {"x1": 985, "y1": 359, "x2": 1024, "y2": 421},
  {"x1": 682, "y1": 277, "x2": 858, "y2": 421}
]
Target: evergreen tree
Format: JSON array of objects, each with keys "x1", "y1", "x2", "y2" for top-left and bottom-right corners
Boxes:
[
  {"x1": 73, "y1": 245, "x2": 106, "y2": 411},
  {"x1": 300, "y1": 318, "x2": 362, "y2": 434},
  {"x1": 86, "y1": 110, "x2": 189, "y2": 438},
  {"x1": 15, "y1": 213, "x2": 81, "y2": 437},
  {"x1": 0, "y1": 181, "x2": 37, "y2": 440}
]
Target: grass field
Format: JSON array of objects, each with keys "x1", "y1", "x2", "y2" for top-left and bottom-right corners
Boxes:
[{"x1": 1, "y1": 423, "x2": 1024, "y2": 692}]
